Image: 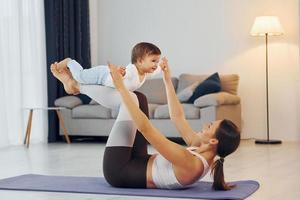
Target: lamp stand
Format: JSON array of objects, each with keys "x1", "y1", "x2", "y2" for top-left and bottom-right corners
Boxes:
[{"x1": 255, "y1": 33, "x2": 282, "y2": 145}]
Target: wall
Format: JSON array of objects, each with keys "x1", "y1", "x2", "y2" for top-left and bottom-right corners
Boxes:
[{"x1": 89, "y1": 0, "x2": 300, "y2": 141}]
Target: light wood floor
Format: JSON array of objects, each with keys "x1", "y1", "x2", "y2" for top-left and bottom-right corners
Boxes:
[{"x1": 0, "y1": 140, "x2": 299, "y2": 200}]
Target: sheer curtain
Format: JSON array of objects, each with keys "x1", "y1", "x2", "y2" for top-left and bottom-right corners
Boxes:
[{"x1": 0, "y1": 0, "x2": 48, "y2": 147}]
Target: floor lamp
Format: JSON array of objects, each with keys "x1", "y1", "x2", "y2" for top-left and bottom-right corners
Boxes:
[{"x1": 250, "y1": 16, "x2": 284, "y2": 144}]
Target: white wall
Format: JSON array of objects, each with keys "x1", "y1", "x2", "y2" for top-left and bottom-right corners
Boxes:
[{"x1": 90, "y1": 0, "x2": 300, "y2": 141}]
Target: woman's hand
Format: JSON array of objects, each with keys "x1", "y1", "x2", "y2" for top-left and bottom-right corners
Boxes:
[
  {"x1": 160, "y1": 57, "x2": 172, "y2": 81},
  {"x1": 108, "y1": 62, "x2": 126, "y2": 91},
  {"x1": 119, "y1": 66, "x2": 126, "y2": 77}
]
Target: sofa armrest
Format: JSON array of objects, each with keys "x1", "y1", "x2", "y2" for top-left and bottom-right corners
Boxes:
[
  {"x1": 54, "y1": 96, "x2": 83, "y2": 109},
  {"x1": 193, "y1": 92, "x2": 240, "y2": 108}
]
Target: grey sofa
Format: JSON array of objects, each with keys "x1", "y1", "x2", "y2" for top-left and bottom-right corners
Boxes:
[{"x1": 54, "y1": 73, "x2": 241, "y2": 138}]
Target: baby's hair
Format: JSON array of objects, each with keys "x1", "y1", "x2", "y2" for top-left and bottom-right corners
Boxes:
[{"x1": 131, "y1": 42, "x2": 161, "y2": 64}]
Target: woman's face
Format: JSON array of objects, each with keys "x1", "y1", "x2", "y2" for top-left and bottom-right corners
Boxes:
[
  {"x1": 194, "y1": 120, "x2": 222, "y2": 145},
  {"x1": 201, "y1": 120, "x2": 222, "y2": 138}
]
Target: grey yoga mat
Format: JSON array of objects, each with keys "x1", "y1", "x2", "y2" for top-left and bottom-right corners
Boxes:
[{"x1": 0, "y1": 174, "x2": 259, "y2": 200}]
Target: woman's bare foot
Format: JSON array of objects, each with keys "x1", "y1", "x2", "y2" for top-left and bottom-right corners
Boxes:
[{"x1": 50, "y1": 63, "x2": 80, "y2": 94}]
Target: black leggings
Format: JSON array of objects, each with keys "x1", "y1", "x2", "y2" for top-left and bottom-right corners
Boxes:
[{"x1": 103, "y1": 91, "x2": 151, "y2": 188}]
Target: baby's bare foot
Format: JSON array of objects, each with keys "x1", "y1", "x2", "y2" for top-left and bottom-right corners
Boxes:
[
  {"x1": 56, "y1": 58, "x2": 71, "y2": 72},
  {"x1": 50, "y1": 63, "x2": 80, "y2": 94}
]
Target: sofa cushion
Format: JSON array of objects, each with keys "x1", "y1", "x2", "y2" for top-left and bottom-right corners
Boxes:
[
  {"x1": 72, "y1": 105, "x2": 111, "y2": 119},
  {"x1": 193, "y1": 92, "x2": 240, "y2": 108},
  {"x1": 137, "y1": 77, "x2": 178, "y2": 104},
  {"x1": 154, "y1": 104, "x2": 200, "y2": 119},
  {"x1": 177, "y1": 73, "x2": 239, "y2": 95},
  {"x1": 187, "y1": 73, "x2": 221, "y2": 103},
  {"x1": 54, "y1": 96, "x2": 82, "y2": 109}
]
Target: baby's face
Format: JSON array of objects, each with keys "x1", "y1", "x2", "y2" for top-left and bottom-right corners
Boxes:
[{"x1": 139, "y1": 54, "x2": 161, "y2": 73}]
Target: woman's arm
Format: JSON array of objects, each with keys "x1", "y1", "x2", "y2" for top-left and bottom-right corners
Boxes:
[
  {"x1": 108, "y1": 63, "x2": 194, "y2": 168},
  {"x1": 160, "y1": 58, "x2": 198, "y2": 146}
]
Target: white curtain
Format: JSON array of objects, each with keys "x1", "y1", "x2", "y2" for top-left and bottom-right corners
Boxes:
[{"x1": 0, "y1": 0, "x2": 48, "y2": 147}]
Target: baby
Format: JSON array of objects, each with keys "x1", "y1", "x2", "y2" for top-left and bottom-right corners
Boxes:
[{"x1": 51, "y1": 42, "x2": 162, "y2": 94}]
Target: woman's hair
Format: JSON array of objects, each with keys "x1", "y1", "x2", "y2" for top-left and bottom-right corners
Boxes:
[
  {"x1": 211, "y1": 119, "x2": 241, "y2": 190},
  {"x1": 131, "y1": 42, "x2": 161, "y2": 64}
]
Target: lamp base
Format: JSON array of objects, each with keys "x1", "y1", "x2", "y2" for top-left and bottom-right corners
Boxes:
[{"x1": 255, "y1": 139, "x2": 282, "y2": 144}]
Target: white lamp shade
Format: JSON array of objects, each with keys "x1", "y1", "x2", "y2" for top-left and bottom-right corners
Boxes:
[{"x1": 250, "y1": 16, "x2": 284, "y2": 36}]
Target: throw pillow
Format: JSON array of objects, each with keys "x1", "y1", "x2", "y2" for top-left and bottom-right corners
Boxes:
[
  {"x1": 177, "y1": 81, "x2": 201, "y2": 102},
  {"x1": 187, "y1": 72, "x2": 221, "y2": 103}
]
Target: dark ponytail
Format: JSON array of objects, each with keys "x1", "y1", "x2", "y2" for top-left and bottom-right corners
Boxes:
[
  {"x1": 211, "y1": 119, "x2": 240, "y2": 190},
  {"x1": 211, "y1": 157, "x2": 233, "y2": 190}
]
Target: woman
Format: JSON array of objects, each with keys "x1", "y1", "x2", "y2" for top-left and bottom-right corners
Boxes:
[{"x1": 51, "y1": 58, "x2": 240, "y2": 190}]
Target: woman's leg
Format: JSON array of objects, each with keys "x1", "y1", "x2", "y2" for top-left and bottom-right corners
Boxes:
[
  {"x1": 79, "y1": 84, "x2": 121, "y2": 110},
  {"x1": 80, "y1": 84, "x2": 147, "y2": 151},
  {"x1": 105, "y1": 90, "x2": 138, "y2": 147},
  {"x1": 105, "y1": 91, "x2": 149, "y2": 153},
  {"x1": 77, "y1": 84, "x2": 150, "y2": 187},
  {"x1": 103, "y1": 91, "x2": 150, "y2": 188},
  {"x1": 131, "y1": 91, "x2": 149, "y2": 158}
]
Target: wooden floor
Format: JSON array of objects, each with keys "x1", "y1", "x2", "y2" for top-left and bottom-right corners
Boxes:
[{"x1": 0, "y1": 140, "x2": 299, "y2": 200}]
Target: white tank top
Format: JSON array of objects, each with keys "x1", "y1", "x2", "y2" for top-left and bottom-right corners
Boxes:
[{"x1": 152, "y1": 146, "x2": 210, "y2": 189}]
